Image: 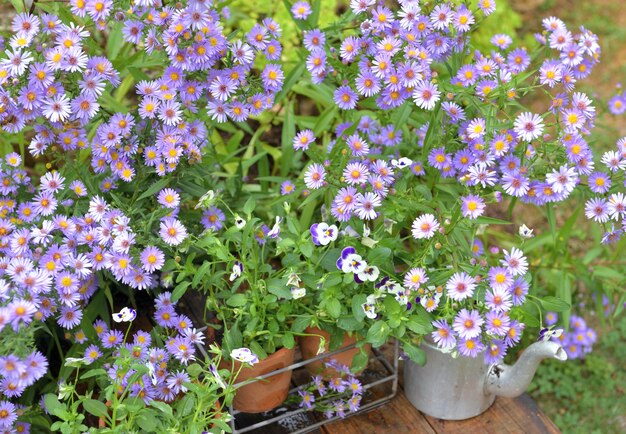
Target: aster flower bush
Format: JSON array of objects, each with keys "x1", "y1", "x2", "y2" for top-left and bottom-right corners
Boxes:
[
  {"x1": 44, "y1": 298, "x2": 236, "y2": 433},
  {"x1": 0, "y1": 0, "x2": 625, "y2": 430},
  {"x1": 282, "y1": 0, "x2": 615, "y2": 366}
]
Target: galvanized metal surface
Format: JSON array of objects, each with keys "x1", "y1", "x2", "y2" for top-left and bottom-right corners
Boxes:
[{"x1": 404, "y1": 339, "x2": 567, "y2": 421}]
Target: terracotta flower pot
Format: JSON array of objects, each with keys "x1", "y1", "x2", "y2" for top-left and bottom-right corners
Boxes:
[
  {"x1": 298, "y1": 327, "x2": 371, "y2": 378},
  {"x1": 227, "y1": 346, "x2": 295, "y2": 413}
]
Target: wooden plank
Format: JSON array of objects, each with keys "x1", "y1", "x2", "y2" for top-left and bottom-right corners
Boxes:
[
  {"x1": 422, "y1": 394, "x2": 561, "y2": 434},
  {"x1": 322, "y1": 393, "x2": 437, "y2": 434}
]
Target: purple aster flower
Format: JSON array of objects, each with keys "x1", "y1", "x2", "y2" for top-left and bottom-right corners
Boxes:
[
  {"x1": 453, "y1": 309, "x2": 484, "y2": 340},
  {"x1": 292, "y1": 1, "x2": 312, "y2": 19},
  {"x1": 411, "y1": 214, "x2": 440, "y2": 239},
  {"x1": 588, "y1": 171, "x2": 611, "y2": 193},
  {"x1": 155, "y1": 305, "x2": 178, "y2": 328},
  {"x1": 0, "y1": 400, "x2": 17, "y2": 427},
  {"x1": 445, "y1": 272, "x2": 476, "y2": 301},
  {"x1": 101, "y1": 329, "x2": 124, "y2": 349},
  {"x1": 202, "y1": 207, "x2": 226, "y2": 231},
  {"x1": 461, "y1": 195, "x2": 486, "y2": 219},
  {"x1": 431, "y1": 319, "x2": 456, "y2": 350},
  {"x1": 293, "y1": 129, "x2": 315, "y2": 151},
  {"x1": 510, "y1": 277, "x2": 529, "y2": 306},
  {"x1": 139, "y1": 246, "x2": 165, "y2": 273},
  {"x1": 167, "y1": 370, "x2": 191, "y2": 394},
  {"x1": 458, "y1": 337, "x2": 484, "y2": 358},
  {"x1": 84, "y1": 345, "x2": 102, "y2": 364},
  {"x1": 491, "y1": 33, "x2": 512, "y2": 49},
  {"x1": 303, "y1": 29, "x2": 325, "y2": 51},
  {"x1": 484, "y1": 339, "x2": 506, "y2": 364},
  {"x1": 485, "y1": 310, "x2": 511, "y2": 336},
  {"x1": 485, "y1": 287, "x2": 513, "y2": 312},
  {"x1": 507, "y1": 48, "x2": 530, "y2": 73},
  {"x1": 412, "y1": 80, "x2": 440, "y2": 110},
  {"x1": 504, "y1": 320, "x2": 524, "y2": 346},
  {"x1": 261, "y1": 64, "x2": 284, "y2": 91},
  {"x1": 159, "y1": 218, "x2": 187, "y2": 246},
  {"x1": 58, "y1": 305, "x2": 83, "y2": 329},
  {"x1": 280, "y1": 180, "x2": 296, "y2": 195},
  {"x1": 298, "y1": 389, "x2": 315, "y2": 409},
  {"x1": 343, "y1": 161, "x2": 369, "y2": 185},
  {"x1": 334, "y1": 85, "x2": 358, "y2": 110},
  {"x1": 157, "y1": 188, "x2": 180, "y2": 209},
  {"x1": 303, "y1": 163, "x2": 326, "y2": 189}
]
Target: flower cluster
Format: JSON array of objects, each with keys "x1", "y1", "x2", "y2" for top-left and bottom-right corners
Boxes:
[
  {"x1": 545, "y1": 313, "x2": 596, "y2": 359},
  {"x1": 68, "y1": 294, "x2": 205, "y2": 404},
  {"x1": 582, "y1": 135, "x2": 626, "y2": 243},
  {"x1": 294, "y1": 360, "x2": 363, "y2": 419},
  {"x1": 0, "y1": 12, "x2": 120, "y2": 142}
]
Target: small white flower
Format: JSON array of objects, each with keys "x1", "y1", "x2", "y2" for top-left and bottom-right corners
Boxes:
[
  {"x1": 64, "y1": 357, "x2": 87, "y2": 367},
  {"x1": 230, "y1": 348, "x2": 259, "y2": 365},
  {"x1": 286, "y1": 272, "x2": 301, "y2": 287},
  {"x1": 229, "y1": 261, "x2": 243, "y2": 282},
  {"x1": 112, "y1": 307, "x2": 137, "y2": 323},
  {"x1": 195, "y1": 190, "x2": 216, "y2": 209},
  {"x1": 361, "y1": 302, "x2": 377, "y2": 319},
  {"x1": 147, "y1": 362, "x2": 158, "y2": 385},
  {"x1": 234, "y1": 215, "x2": 246, "y2": 229},
  {"x1": 267, "y1": 216, "x2": 282, "y2": 238},
  {"x1": 291, "y1": 287, "x2": 306, "y2": 299},
  {"x1": 209, "y1": 364, "x2": 227, "y2": 389},
  {"x1": 391, "y1": 157, "x2": 413, "y2": 168},
  {"x1": 518, "y1": 224, "x2": 534, "y2": 238}
]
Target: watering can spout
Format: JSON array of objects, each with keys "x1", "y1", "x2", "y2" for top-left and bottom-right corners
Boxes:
[{"x1": 484, "y1": 341, "x2": 567, "y2": 398}]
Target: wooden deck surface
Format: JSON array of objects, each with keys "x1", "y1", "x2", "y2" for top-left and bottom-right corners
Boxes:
[{"x1": 321, "y1": 391, "x2": 561, "y2": 434}]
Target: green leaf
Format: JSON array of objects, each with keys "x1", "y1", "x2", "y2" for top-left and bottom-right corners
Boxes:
[
  {"x1": 474, "y1": 216, "x2": 512, "y2": 225},
  {"x1": 136, "y1": 178, "x2": 170, "y2": 203},
  {"x1": 150, "y1": 400, "x2": 173, "y2": 416},
  {"x1": 593, "y1": 266, "x2": 624, "y2": 281},
  {"x1": 282, "y1": 332, "x2": 295, "y2": 349},
  {"x1": 351, "y1": 294, "x2": 367, "y2": 322},
  {"x1": 292, "y1": 315, "x2": 312, "y2": 333},
  {"x1": 226, "y1": 293, "x2": 248, "y2": 307},
  {"x1": 313, "y1": 105, "x2": 339, "y2": 136},
  {"x1": 171, "y1": 281, "x2": 190, "y2": 303},
  {"x1": 192, "y1": 262, "x2": 212, "y2": 288},
  {"x1": 366, "y1": 321, "x2": 390, "y2": 347},
  {"x1": 82, "y1": 399, "x2": 109, "y2": 418},
  {"x1": 243, "y1": 197, "x2": 256, "y2": 216},
  {"x1": 325, "y1": 297, "x2": 342, "y2": 318},
  {"x1": 540, "y1": 296, "x2": 571, "y2": 313},
  {"x1": 367, "y1": 247, "x2": 392, "y2": 265},
  {"x1": 351, "y1": 348, "x2": 369, "y2": 373},
  {"x1": 137, "y1": 410, "x2": 159, "y2": 431},
  {"x1": 44, "y1": 394, "x2": 64, "y2": 417},
  {"x1": 406, "y1": 307, "x2": 433, "y2": 335},
  {"x1": 80, "y1": 368, "x2": 106, "y2": 380},
  {"x1": 403, "y1": 341, "x2": 427, "y2": 366}
]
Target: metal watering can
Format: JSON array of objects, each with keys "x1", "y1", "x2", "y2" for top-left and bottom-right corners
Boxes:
[{"x1": 404, "y1": 339, "x2": 567, "y2": 420}]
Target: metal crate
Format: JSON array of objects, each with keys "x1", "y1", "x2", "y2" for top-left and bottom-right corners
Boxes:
[{"x1": 225, "y1": 340, "x2": 399, "y2": 434}]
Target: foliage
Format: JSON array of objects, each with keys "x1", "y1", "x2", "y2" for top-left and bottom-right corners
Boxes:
[{"x1": 528, "y1": 313, "x2": 626, "y2": 434}]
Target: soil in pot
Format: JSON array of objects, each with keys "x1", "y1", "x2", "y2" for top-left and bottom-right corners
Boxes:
[
  {"x1": 298, "y1": 327, "x2": 371, "y2": 378},
  {"x1": 226, "y1": 346, "x2": 295, "y2": 413}
]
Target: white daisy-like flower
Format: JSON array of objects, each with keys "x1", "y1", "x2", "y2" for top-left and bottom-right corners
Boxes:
[
  {"x1": 514, "y1": 112, "x2": 544, "y2": 142},
  {"x1": 411, "y1": 214, "x2": 440, "y2": 239}
]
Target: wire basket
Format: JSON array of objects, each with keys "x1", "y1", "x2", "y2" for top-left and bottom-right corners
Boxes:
[{"x1": 226, "y1": 340, "x2": 399, "y2": 434}]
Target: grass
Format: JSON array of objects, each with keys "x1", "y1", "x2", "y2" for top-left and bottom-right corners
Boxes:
[{"x1": 528, "y1": 314, "x2": 626, "y2": 433}]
